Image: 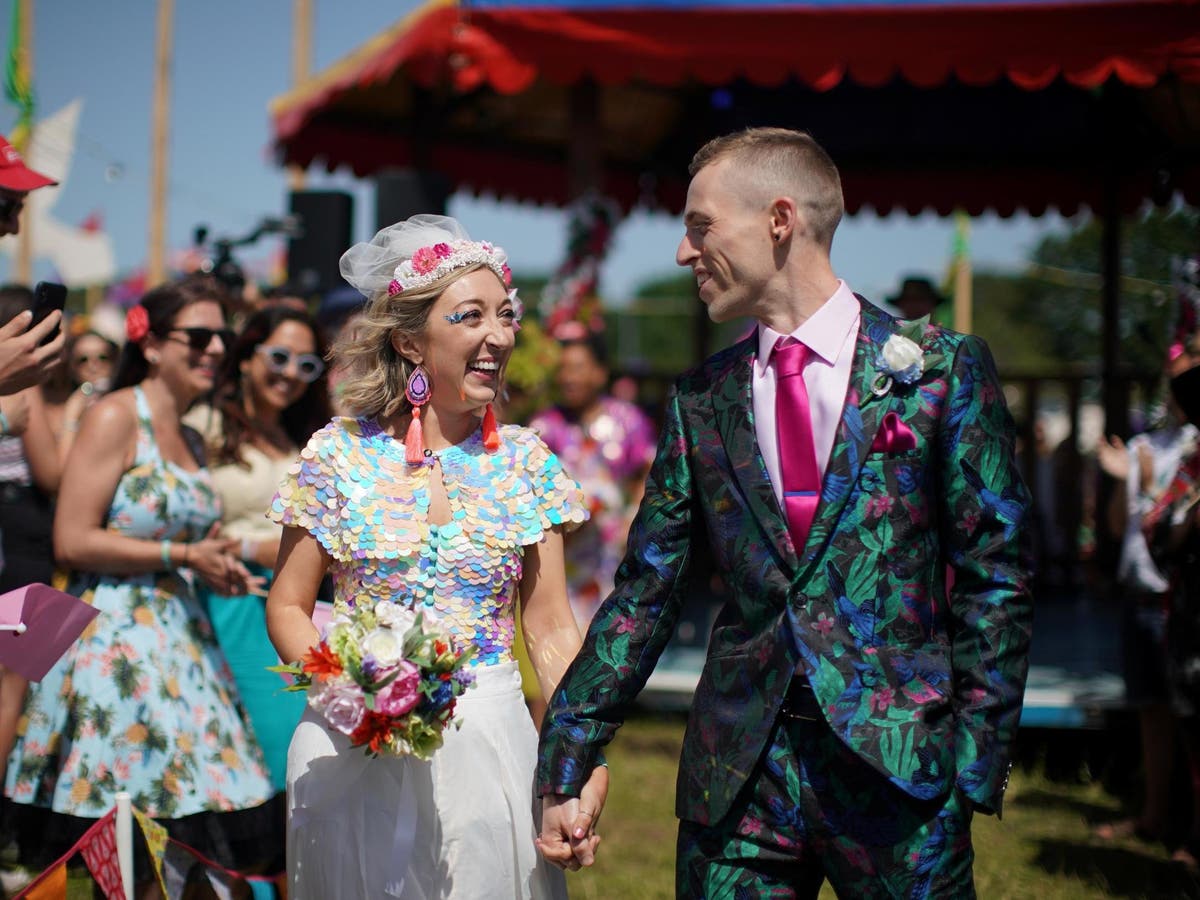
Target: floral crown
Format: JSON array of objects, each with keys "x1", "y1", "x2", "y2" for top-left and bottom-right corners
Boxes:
[{"x1": 387, "y1": 240, "x2": 512, "y2": 298}]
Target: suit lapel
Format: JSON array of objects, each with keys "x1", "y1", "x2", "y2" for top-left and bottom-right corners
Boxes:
[
  {"x1": 796, "y1": 299, "x2": 898, "y2": 580},
  {"x1": 713, "y1": 337, "x2": 798, "y2": 580}
]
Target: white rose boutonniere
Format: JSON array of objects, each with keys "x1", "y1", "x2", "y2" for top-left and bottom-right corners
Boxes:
[
  {"x1": 873, "y1": 331, "x2": 926, "y2": 396},
  {"x1": 880, "y1": 334, "x2": 924, "y2": 383}
]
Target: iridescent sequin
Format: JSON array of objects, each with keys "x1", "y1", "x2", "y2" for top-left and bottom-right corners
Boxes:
[{"x1": 269, "y1": 418, "x2": 588, "y2": 666}]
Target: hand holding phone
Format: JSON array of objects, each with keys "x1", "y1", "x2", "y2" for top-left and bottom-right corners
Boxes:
[{"x1": 30, "y1": 282, "x2": 66, "y2": 346}]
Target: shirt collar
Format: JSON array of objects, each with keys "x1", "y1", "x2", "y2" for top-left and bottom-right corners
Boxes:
[{"x1": 757, "y1": 280, "x2": 860, "y2": 371}]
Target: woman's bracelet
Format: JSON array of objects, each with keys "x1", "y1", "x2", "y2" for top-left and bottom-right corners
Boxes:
[
  {"x1": 159, "y1": 539, "x2": 173, "y2": 570},
  {"x1": 240, "y1": 538, "x2": 257, "y2": 563},
  {"x1": 0, "y1": 409, "x2": 9, "y2": 436}
]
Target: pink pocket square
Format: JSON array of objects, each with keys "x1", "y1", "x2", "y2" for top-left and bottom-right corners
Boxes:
[{"x1": 871, "y1": 412, "x2": 918, "y2": 454}]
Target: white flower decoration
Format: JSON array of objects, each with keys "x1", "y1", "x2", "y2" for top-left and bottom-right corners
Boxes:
[
  {"x1": 362, "y1": 627, "x2": 406, "y2": 668},
  {"x1": 873, "y1": 333, "x2": 926, "y2": 396},
  {"x1": 374, "y1": 602, "x2": 416, "y2": 634}
]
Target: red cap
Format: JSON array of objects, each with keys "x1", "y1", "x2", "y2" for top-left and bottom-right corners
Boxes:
[{"x1": 0, "y1": 135, "x2": 56, "y2": 192}]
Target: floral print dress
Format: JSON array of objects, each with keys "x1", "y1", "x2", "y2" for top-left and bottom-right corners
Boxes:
[
  {"x1": 529, "y1": 396, "x2": 656, "y2": 627},
  {"x1": 5, "y1": 387, "x2": 273, "y2": 826}
]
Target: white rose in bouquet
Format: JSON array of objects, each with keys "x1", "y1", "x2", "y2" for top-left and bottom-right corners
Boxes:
[
  {"x1": 375, "y1": 601, "x2": 417, "y2": 634},
  {"x1": 363, "y1": 627, "x2": 406, "y2": 671}
]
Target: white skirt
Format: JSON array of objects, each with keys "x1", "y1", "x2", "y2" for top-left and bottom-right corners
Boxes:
[{"x1": 286, "y1": 661, "x2": 567, "y2": 900}]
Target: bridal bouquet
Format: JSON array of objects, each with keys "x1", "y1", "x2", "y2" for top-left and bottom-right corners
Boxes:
[{"x1": 274, "y1": 602, "x2": 476, "y2": 759}]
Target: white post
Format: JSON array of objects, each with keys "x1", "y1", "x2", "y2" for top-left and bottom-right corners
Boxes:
[{"x1": 115, "y1": 791, "x2": 133, "y2": 900}]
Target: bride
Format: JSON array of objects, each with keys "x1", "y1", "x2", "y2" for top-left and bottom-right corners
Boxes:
[{"x1": 266, "y1": 216, "x2": 607, "y2": 899}]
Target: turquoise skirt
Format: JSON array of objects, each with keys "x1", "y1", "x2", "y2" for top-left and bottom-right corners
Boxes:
[{"x1": 202, "y1": 564, "x2": 306, "y2": 794}]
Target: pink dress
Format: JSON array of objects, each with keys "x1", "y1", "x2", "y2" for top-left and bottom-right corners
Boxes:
[{"x1": 530, "y1": 396, "x2": 657, "y2": 626}]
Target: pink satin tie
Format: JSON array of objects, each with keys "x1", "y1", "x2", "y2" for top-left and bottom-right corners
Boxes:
[{"x1": 774, "y1": 339, "x2": 821, "y2": 553}]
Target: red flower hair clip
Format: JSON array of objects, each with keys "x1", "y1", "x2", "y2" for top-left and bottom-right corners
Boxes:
[{"x1": 125, "y1": 305, "x2": 150, "y2": 342}]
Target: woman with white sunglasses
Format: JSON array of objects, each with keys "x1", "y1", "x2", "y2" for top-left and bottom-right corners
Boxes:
[{"x1": 187, "y1": 304, "x2": 330, "y2": 854}]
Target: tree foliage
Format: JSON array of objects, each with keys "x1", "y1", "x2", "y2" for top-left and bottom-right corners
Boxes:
[{"x1": 1008, "y1": 207, "x2": 1197, "y2": 375}]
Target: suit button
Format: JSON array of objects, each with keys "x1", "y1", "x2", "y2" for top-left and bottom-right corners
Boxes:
[{"x1": 796, "y1": 593, "x2": 808, "y2": 605}]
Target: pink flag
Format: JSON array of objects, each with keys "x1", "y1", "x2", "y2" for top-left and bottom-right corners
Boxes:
[{"x1": 0, "y1": 583, "x2": 99, "y2": 681}]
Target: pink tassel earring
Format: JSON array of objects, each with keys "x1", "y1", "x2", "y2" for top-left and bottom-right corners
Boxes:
[
  {"x1": 482, "y1": 402, "x2": 500, "y2": 452},
  {"x1": 404, "y1": 365, "x2": 432, "y2": 465}
]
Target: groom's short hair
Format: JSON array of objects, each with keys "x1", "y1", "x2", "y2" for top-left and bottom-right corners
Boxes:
[{"x1": 689, "y1": 127, "x2": 844, "y2": 252}]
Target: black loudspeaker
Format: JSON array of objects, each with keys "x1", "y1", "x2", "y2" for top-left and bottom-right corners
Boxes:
[
  {"x1": 287, "y1": 190, "x2": 354, "y2": 295},
  {"x1": 375, "y1": 169, "x2": 450, "y2": 231}
]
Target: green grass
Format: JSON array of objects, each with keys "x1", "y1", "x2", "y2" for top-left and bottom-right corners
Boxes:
[
  {"x1": 52, "y1": 715, "x2": 1200, "y2": 899},
  {"x1": 572, "y1": 714, "x2": 1200, "y2": 900}
]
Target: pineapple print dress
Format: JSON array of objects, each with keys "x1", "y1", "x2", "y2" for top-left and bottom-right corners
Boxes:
[{"x1": 3, "y1": 386, "x2": 274, "y2": 867}]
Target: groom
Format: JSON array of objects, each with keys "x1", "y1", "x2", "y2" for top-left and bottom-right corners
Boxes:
[{"x1": 536, "y1": 127, "x2": 1033, "y2": 897}]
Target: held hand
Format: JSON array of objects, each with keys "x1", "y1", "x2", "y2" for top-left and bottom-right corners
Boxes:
[
  {"x1": 199, "y1": 551, "x2": 264, "y2": 597},
  {"x1": 536, "y1": 766, "x2": 607, "y2": 871},
  {"x1": 187, "y1": 531, "x2": 244, "y2": 594}
]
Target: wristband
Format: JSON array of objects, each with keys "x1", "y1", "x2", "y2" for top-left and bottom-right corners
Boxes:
[
  {"x1": 160, "y1": 539, "x2": 173, "y2": 570},
  {"x1": 240, "y1": 538, "x2": 256, "y2": 563},
  {"x1": 0, "y1": 409, "x2": 9, "y2": 436}
]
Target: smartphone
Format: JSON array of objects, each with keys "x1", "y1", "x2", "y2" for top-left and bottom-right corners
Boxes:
[{"x1": 30, "y1": 281, "x2": 67, "y2": 345}]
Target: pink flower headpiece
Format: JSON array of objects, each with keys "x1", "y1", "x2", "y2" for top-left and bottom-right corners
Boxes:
[{"x1": 387, "y1": 239, "x2": 512, "y2": 298}]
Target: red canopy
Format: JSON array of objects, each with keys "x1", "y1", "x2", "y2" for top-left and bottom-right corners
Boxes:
[{"x1": 271, "y1": 0, "x2": 1200, "y2": 214}]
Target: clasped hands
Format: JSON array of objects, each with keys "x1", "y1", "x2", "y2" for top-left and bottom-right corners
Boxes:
[
  {"x1": 537, "y1": 764, "x2": 609, "y2": 872},
  {"x1": 187, "y1": 523, "x2": 267, "y2": 597}
]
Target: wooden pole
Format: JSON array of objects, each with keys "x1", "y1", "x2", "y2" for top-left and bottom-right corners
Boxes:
[
  {"x1": 288, "y1": 0, "x2": 312, "y2": 191},
  {"x1": 14, "y1": 0, "x2": 32, "y2": 284},
  {"x1": 1101, "y1": 173, "x2": 1126, "y2": 438},
  {"x1": 146, "y1": 0, "x2": 174, "y2": 288},
  {"x1": 952, "y1": 210, "x2": 972, "y2": 334}
]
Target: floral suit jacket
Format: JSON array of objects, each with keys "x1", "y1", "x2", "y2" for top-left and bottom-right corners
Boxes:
[{"x1": 536, "y1": 298, "x2": 1034, "y2": 826}]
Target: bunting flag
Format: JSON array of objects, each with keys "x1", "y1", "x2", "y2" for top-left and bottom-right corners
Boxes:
[
  {"x1": 134, "y1": 807, "x2": 174, "y2": 898},
  {"x1": 14, "y1": 802, "x2": 282, "y2": 900},
  {"x1": 132, "y1": 808, "x2": 282, "y2": 900},
  {"x1": 13, "y1": 861, "x2": 66, "y2": 900},
  {"x1": 77, "y1": 810, "x2": 126, "y2": 900},
  {"x1": 3, "y1": 0, "x2": 33, "y2": 151}
]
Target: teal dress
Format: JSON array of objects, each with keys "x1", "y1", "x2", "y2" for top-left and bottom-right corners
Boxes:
[
  {"x1": 196, "y1": 434, "x2": 307, "y2": 794},
  {"x1": 4, "y1": 386, "x2": 275, "y2": 868},
  {"x1": 202, "y1": 564, "x2": 304, "y2": 793}
]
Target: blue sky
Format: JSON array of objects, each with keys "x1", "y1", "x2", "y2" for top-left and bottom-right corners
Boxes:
[{"x1": 0, "y1": 0, "x2": 1069, "y2": 305}]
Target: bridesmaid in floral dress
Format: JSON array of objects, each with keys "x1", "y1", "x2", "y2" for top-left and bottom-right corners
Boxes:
[{"x1": 3, "y1": 276, "x2": 276, "y2": 884}]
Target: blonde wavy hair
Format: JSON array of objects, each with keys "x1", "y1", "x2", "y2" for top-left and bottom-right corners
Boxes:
[{"x1": 334, "y1": 262, "x2": 495, "y2": 418}]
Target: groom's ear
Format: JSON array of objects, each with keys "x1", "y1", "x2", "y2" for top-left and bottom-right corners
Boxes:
[{"x1": 768, "y1": 196, "x2": 800, "y2": 244}]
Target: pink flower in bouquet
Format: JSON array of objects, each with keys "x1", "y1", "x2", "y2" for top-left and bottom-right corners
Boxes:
[
  {"x1": 374, "y1": 661, "x2": 421, "y2": 717},
  {"x1": 314, "y1": 680, "x2": 366, "y2": 735}
]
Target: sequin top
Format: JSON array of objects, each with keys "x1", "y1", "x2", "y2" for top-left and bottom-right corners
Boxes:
[{"x1": 269, "y1": 417, "x2": 588, "y2": 666}]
